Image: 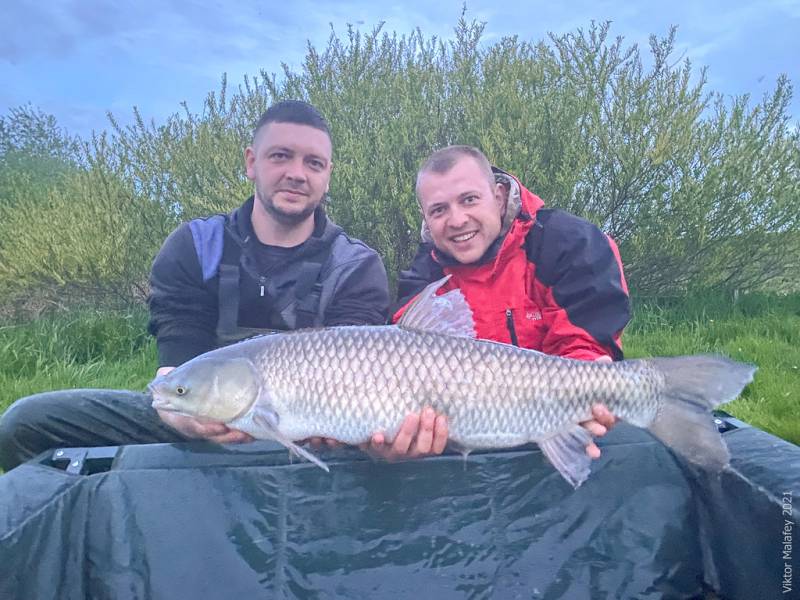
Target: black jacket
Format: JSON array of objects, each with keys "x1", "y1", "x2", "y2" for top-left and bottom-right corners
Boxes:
[{"x1": 148, "y1": 197, "x2": 390, "y2": 367}]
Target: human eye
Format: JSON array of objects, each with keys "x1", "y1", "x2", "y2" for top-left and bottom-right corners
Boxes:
[
  {"x1": 429, "y1": 205, "x2": 445, "y2": 217},
  {"x1": 306, "y1": 157, "x2": 326, "y2": 171},
  {"x1": 463, "y1": 194, "x2": 478, "y2": 205},
  {"x1": 269, "y1": 150, "x2": 289, "y2": 161}
]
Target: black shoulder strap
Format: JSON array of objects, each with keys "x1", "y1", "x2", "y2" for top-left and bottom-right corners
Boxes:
[
  {"x1": 215, "y1": 222, "x2": 243, "y2": 340},
  {"x1": 293, "y1": 260, "x2": 325, "y2": 329}
]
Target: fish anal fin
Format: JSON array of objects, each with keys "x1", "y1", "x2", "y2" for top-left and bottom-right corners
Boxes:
[
  {"x1": 538, "y1": 425, "x2": 593, "y2": 489},
  {"x1": 397, "y1": 275, "x2": 476, "y2": 338}
]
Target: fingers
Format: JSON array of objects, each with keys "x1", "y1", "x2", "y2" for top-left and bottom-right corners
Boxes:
[
  {"x1": 157, "y1": 409, "x2": 253, "y2": 443},
  {"x1": 580, "y1": 404, "x2": 619, "y2": 459},
  {"x1": 431, "y1": 414, "x2": 449, "y2": 454},
  {"x1": 191, "y1": 420, "x2": 232, "y2": 438},
  {"x1": 411, "y1": 408, "x2": 436, "y2": 456},
  {"x1": 363, "y1": 409, "x2": 449, "y2": 461},
  {"x1": 158, "y1": 409, "x2": 226, "y2": 438},
  {"x1": 581, "y1": 420, "x2": 607, "y2": 437},
  {"x1": 591, "y1": 403, "x2": 617, "y2": 428},
  {"x1": 585, "y1": 442, "x2": 601, "y2": 459},
  {"x1": 207, "y1": 430, "x2": 254, "y2": 444},
  {"x1": 388, "y1": 413, "x2": 420, "y2": 457},
  {"x1": 304, "y1": 437, "x2": 345, "y2": 449}
]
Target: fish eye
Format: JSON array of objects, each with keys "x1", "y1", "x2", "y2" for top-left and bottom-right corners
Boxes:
[{"x1": 176, "y1": 385, "x2": 187, "y2": 396}]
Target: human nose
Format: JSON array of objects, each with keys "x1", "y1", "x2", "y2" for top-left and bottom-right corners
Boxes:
[
  {"x1": 447, "y1": 205, "x2": 469, "y2": 229},
  {"x1": 284, "y1": 157, "x2": 307, "y2": 182}
]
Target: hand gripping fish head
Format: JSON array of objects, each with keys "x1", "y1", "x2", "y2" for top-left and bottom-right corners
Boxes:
[{"x1": 149, "y1": 342, "x2": 331, "y2": 471}]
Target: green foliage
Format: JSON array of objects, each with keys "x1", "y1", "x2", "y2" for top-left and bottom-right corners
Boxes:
[{"x1": 0, "y1": 18, "x2": 798, "y2": 312}]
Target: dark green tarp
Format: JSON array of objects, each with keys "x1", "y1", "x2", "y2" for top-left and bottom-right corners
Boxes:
[{"x1": 1, "y1": 420, "x2": 798, "y2": 599}]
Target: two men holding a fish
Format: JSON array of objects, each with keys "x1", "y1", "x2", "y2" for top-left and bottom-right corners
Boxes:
[{"x1": 0, "y1": 101, "x2": 626, "y2": 471}]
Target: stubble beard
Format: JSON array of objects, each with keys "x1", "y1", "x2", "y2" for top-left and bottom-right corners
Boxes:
[{"x1": 256, "y1": 183, "x2": 320, "y2": 227}]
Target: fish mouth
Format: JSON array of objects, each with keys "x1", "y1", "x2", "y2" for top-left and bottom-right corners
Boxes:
[
  {"x1": 147, "y1": 383, "x2": 173, "y2": 411},
  {"x1": 150, "y1": 395, "x2": 173, "y2": 411}
]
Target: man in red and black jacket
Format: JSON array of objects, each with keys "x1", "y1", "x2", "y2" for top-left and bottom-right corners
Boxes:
[{"x1": 362, "y1": 145, "x2": 629, "y2": 461}]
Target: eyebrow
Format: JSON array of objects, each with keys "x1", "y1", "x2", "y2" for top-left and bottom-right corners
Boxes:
[{"x1": 264, "y1": 145, "x2": 328, "y2": 163}]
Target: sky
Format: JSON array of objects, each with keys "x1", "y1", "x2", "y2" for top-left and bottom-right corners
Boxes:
[{"x1": 2, "y1": 0, "x2": 799, "y2": 139}]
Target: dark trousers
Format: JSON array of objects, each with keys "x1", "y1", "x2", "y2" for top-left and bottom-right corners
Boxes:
[{"x1": 0, "y1": 389, "x2": 189, "y2": 471}]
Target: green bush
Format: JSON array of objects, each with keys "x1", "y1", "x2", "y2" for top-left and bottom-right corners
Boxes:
[{"x1": 0, "y1": 19, "x2": 798, "y2": 312}]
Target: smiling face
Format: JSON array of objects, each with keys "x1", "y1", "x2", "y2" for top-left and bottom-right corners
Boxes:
[
  {"x1": 245, "y1": 121, "x2": 333, "y2": 227},
  {"x1": 417, "y1": 155, "x2": 506, "y2": 264}
]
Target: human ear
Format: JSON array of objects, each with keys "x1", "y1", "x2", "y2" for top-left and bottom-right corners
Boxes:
[{"x1": 244, "y1": 146, "x2": 256, "y2": 181}]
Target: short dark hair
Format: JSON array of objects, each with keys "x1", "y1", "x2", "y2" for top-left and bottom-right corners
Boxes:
[
  {"x1": 253, "y1": 100, "x2": 331, "y2": 141},
  {"x1": 416, "y1": 145, "x2": 495, "y2": 202}
]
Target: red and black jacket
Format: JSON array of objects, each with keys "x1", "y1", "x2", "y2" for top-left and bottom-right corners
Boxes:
[{"x1": 392, "y1": 170, "x2": 630, "y2": 361}]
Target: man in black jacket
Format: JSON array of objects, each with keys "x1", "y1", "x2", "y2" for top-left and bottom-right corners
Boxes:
[{"x1": 0, "y1": 101, "x2": 390, "y2": 470}]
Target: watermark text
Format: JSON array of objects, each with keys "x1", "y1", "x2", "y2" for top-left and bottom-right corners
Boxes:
[{"x1": 783, "y1": 491, "x2": 793, "y2": 594}]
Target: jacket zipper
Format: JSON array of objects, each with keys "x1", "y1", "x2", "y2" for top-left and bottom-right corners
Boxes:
[
  {"x1": 505, "y1": 308, "x2": 519, "y2": 346},
  {"x1": 259, "y1": 276, "x2": 266, "y2": 297}
]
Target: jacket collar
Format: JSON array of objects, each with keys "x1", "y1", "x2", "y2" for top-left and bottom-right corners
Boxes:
[{"x1": 229, "y1": 196, "x2": 342, "y2": 256}]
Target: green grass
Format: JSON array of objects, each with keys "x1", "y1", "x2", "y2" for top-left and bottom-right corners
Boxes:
[
  {"x1": 1, "y1": 295, "x2": 798, "y2": 445},
  {"x1": 624, "y1": 293, "x2": 800, "y2": 445},
  {"x1": 0, "y1": 309, "x2": 157, "y2": 402}
]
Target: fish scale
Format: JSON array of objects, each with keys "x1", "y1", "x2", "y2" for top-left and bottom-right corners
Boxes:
[{"x1": 257, "y1": 326, "x2": 658, "y2": 446}]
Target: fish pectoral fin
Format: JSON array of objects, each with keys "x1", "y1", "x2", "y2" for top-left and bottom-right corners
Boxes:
[
  {"x1": 250, "y1": 405, "x2": 330, "y2": 473},
  {"x1": 538, "y1": 425, "x2": 593, "y2": 489},
  {"x1": 279, "y1": 437, "x2": 331, "y2": 473},
  {"x1": 397, "y1": 275, "x2": 476, "y2": 338}
]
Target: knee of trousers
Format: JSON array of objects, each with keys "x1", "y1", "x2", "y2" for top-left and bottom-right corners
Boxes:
[{"x1": 0, "y1": 391, "x2": 73, "y2": 470}]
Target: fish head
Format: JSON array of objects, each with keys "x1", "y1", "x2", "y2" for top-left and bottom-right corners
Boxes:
[{"x1": 148, "y1": 356, "x2": 260, "y2": 423}]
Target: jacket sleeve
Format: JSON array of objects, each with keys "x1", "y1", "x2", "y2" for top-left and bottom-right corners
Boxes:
[
  {"x1": 323, "y1": 248, "x2": 391, "y2": 326},
  {"x1": 147, "y1": 224, "x2": 218, "y2": 368},
  {"x1": 531, "y1": 210, "x2": 631, "y2": 361}
]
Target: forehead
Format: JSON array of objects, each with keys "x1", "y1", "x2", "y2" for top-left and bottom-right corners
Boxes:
[
  {"x1": 256, "y1": 122, "x2": 332, "y2": 158},
  {"x1": 418, "y1": 156, "x2": 491, "y2": 208}
]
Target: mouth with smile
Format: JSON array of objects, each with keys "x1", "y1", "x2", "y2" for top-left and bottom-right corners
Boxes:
[{"x1": 450, "y1": 231, "x2": 478, "y2": 243}]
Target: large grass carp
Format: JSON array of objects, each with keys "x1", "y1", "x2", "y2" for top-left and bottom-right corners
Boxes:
[{"x1": 149, "y1": 277, "x2": 756, "y2": 487}]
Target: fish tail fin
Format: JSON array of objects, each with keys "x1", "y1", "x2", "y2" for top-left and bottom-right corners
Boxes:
[{"x1": 646, "y1": 355, "x2": 756, "y2": 470}]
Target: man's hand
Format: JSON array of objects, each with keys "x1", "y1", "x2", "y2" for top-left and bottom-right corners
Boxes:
[
  {"x1": 154, "y1": 365, "x2": 254, "y2": 444},
  {"x1": 303, "y1": 437, "x2": 346, "y2": 449},
  {"x1": 156, "y1": 409, "x2": 255, "y2": 443},
  {"x1": 360, "y1": 407, "x2": 448, "y2": 461},
  {"x1": 580, "y1": 355, "x2": 619, "y2": 458}
]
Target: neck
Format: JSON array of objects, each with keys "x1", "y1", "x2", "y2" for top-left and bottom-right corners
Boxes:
[{"x1": 250, "y1": 200, "x2": 316, "y2": 247}]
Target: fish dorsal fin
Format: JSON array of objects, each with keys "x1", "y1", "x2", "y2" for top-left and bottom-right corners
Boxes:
[{"x1": 397, "y1": 275, "x2": 476, "y2": 338}]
